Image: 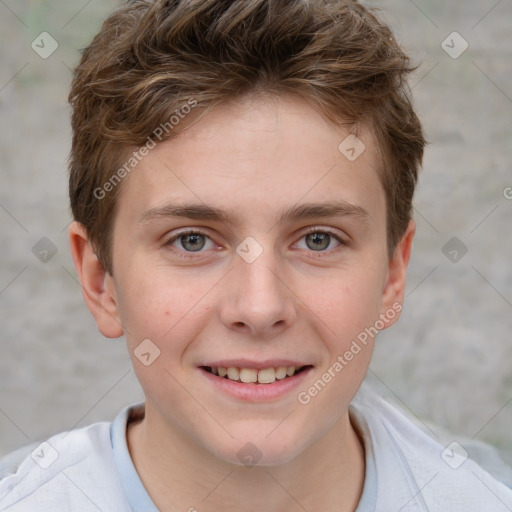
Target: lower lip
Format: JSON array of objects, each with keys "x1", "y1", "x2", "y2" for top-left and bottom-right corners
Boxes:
[{"x1": 198, "y1": 367, "x2": 313, "y2": 402}]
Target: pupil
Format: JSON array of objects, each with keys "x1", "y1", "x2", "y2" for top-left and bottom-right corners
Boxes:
[{"x1": 307, "y1": 232, "x2": 330, "y2": 251}]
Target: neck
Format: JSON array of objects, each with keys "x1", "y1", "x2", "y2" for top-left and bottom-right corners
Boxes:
[{"x1": 127, "y1": 403, "x2": 365, "y2": 512}]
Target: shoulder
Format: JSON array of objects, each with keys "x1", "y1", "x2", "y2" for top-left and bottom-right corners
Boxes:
[
  {"x1": 0, "y1": 445, "x2": 39, "y2": 482},
  {"x1": 350, "y1": 383, "x2": 512, "y2": 511},
  {"x1": 0, "y1": 414, "x2": 131, "y2": 512}
]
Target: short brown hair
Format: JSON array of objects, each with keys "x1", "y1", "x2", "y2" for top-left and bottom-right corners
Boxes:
[{"x1": 69, "y1": 0, "x2": 425, "y2": 274}]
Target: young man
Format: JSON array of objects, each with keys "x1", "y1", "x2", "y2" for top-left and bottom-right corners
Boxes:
[{"x1": 1, "y1": 0, "x2": 511, "y2": 510}]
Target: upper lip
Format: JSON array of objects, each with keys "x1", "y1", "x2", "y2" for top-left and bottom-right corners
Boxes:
[{"x1": 199, "y1": 359, "x2": 312, "y2": 370}]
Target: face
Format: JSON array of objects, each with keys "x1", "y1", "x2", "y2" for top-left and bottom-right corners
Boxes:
[{"x1": 73, "y1": 94, "x2": 413, "y2": 466}]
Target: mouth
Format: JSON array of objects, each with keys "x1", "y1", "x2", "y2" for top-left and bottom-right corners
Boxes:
[{"x1": 199, "y1": 365, "x2": 313, "y2": 384}]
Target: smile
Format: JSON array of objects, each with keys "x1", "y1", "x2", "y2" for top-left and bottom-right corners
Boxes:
[{"x1": 201, "y1": 365, "x2": 311, "y2": 384}]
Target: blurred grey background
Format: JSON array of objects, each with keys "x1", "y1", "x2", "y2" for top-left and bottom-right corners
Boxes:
[{"x1": 1, "y1": 0, "x2": 511, "y2": 466}]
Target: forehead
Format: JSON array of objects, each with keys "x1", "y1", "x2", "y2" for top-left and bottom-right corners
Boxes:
[{"x1": 115, "y1": 94, "x2": 385, "y2": 228}]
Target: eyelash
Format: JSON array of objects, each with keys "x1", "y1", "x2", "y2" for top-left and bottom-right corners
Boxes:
[{"x1": 163, "y1": 227, "x2": 347, "y2": 260}]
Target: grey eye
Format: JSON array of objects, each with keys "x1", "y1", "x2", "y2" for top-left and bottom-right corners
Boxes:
[
  {"x1": 305, "y1": 232, "x2": 332, "y2": 251},
  {"x1": 180, "y1": 233, "x2": 206, "y2": 251}
]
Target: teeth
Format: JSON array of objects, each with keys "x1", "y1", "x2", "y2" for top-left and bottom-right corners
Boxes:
[
  {"x1": 208, "y1": 365, "x2": 304, "y2": 384},
  {"x1": 239, "y1": 368, "x2": 258, "y2": 383},
  {"x1": 257, "y1": 368, "x2": 276, "y2": 384},
  {"x1": 227, "y1": 367, "x2": 240, "y2": 381},
  {"x1": 275, "y1": 366, "x2": 288, "y2": 380}
]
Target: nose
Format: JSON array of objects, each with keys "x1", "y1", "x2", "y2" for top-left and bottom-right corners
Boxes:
[{"x1": 218, "y1": 248, "x2": 297, "y2": 338}]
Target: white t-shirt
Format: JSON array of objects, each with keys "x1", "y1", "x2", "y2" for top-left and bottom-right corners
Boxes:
[{"x1": 1, "y1": 383, "x2": 511, "y2": 511}]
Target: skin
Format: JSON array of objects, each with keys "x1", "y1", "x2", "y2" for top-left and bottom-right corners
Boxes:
[{"x1": 69, "y1": 93, "x2": 415, "y2": 512}]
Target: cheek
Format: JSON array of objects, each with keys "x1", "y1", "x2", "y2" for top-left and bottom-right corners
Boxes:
[
  {"x1": 116, "y1": 266, "x2": 215, "y2": 351},
  {"x1": 298, "y1": 266, "x2": 385, "y2": 339},
  {"x1": 117, "y1": 272, "x2": 206, "y2": 398}
]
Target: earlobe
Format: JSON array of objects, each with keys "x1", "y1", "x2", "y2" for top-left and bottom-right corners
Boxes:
[
  {"x1": 68, "y1": 221, "x2": 124, "y2": 338},
  {"x1": 379, "y1": 220, "x2": 416, "y2": 326}
]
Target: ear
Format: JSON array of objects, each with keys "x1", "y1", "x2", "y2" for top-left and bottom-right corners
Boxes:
[
  {"x1": 68, "y1": 221, "x2": 124, "y2": 338},
  {"x1": 379, "y1": 219, "x2": 415, "y2": 328}
]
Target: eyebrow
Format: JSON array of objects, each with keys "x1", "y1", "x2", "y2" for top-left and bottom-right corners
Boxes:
[{"x1": 138, "y1": 201, "x2": 369, "y2": 226}]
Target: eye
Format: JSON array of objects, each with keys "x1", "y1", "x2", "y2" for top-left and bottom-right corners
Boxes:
[
  {"x1": 165, "y1": 230, "x2": 215, "y2": 255},
  {"x1": 164, "y1": 227, "x2": 346, "y2": 259},
  {"x1": 295, "y1": 228, "x2": 345, "y2": 252}
]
